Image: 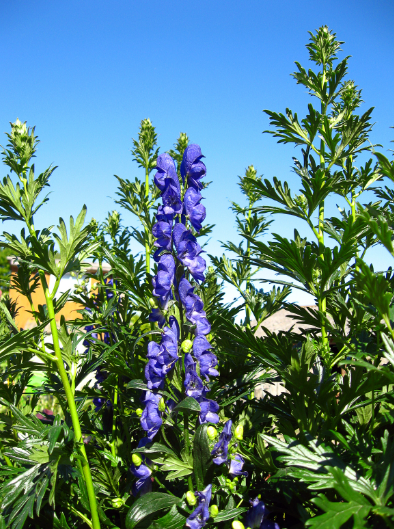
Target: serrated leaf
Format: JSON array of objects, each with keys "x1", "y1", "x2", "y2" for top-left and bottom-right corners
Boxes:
[
  {"x1": 126, "y1": 493, "x2": 181, "y2": 529},
  {"x1": 174, "y1": 397, "x2": 200, "y2": 414}
]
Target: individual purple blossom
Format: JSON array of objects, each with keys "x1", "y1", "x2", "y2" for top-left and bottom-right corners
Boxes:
[
  {"x1": 261, "y1": 522, "x2": 280, "y2": 529},
  {"x1": 145, "y1": 358, "x2": 165, "y2": 390},
  {"x1": 186, "y1": 484, "x2": 212, "y2": 529},
  {"x1": 180, "y1": 144, "x2": 207, "y2": 191},
  {"x1": 211, "y1": 420, "x2": 232, "y2": 464},
  {"x1": 149, "y1": 308, "x2": 166, "y2": 328},
  {"x1": 152, "y1": 254, "x2": 175, "y2": 308},
  {"x1": 184, "y1": 353, "x2": 205, "y2": 398},
  {"x1": 140, "y1": 391, "x2": 163, "y2": 440},
  {"x1": 147, "y1": 317, "x2": 179, "y2": 377},
  {"x1": 154, "y1": 153, "x2": 180, "y2": 194},
  {"x1": 197, "y1": 388, "x2": 220, "y2": 424},
  {"x1": 93, "y1": 397, "x2": 111, "y2": 412},
  {"x1": 184, "y1": 188, "x2": 206, "y2": 232},
  {"x1": 173, "y1": 224, "x2": 206, "y2": 281},
  {"x1": 244, "y1": 498, "x2": 268, "y2": 529},
  {"x1": 105, "y1": 278, "x2": 117, "y2": 300},
  {"x1": 130, "y1": 462, "x2": 152, "y2": 496},
  {"x1": 193, "y1": 336, "x2": 218, "y2": 380},
  {"x1": 179, "y1": 278, "x2": 211, "y2": 335},
  {"x1": 228, "y1": 454, "x2": 248, "y2": 479},
  {"x1": 95, "y1": 366, "x2": 108, "y2": 384},
  {"x1": 152, "y1": 218, "x2": 173, "y2": 253}
]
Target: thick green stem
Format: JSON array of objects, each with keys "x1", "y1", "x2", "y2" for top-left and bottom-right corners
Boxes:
[
  {"x1": 183, "y1": 415, "x2": 194, "y2": 491},
  {"x1": 245, "y1": 200, "x2": 253, "y2": 326},
  {"x1": 39, "y1": 271, "x2": 101, "y2": 529}
]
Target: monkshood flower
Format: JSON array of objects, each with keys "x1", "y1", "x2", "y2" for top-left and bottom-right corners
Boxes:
[
  {"x1": 145, "y1": 358, "x2": 165, "y2": 390},
  {"x1": 173, "y1": 224, "x2": 206, "y2": 281},
  {"x1": 261, "y1": 522, "x2": 280, "y2": 529},
  {"x1": 186, "y1": 484, "x2": 212, "y2": 529},
  {"x1": 130, "y1": 462, "x2": 152, "y2": 496},
  {"x1": 93, "y1": 397, "x2": 112, "y2": 412},
  {"x1": 140, "y1": 391, "x2": 163, "y2": 440},
  {"x1": 149, "y1": 308, "x2": 166, "y2": 328},
  {"x1": 184, "y1": 187, "x2": 206, "y2": 232},
  {"x1": 244, "y1": 499, "x2": 268, "y2": 529},
  {"x1": 152, "y1": 254, "x2": 175, "y2": 308},
  {"x1": 95, "y1": 366, "x2": 108, "y2": 385},
  {"x1": 228, "y1": 454, "x2": 248, "y2": 479},
  {"x1": 193, "y1": 336, "x2": 218, "y2": 381},
  {"x1": 152, "y1": 217, "x2": 172, "y2": 254},
  {"x1": 211, "y1": 419, "x2": 232, "y2": 464},
  {"x1": 147, "y1": 317, "x2": 179, "y2": 380},
  {"x1": 154, "y1": 153, "x2": 183, "y2": 216},
  {"x1": 184, "y1": 353, "x2": 204, "y2": 398},
  {"x1": 104, "y1": 278, "x2": 117, "y2": 300},
  {"x1": 197, "y1": 387, "x2": 220, "y2": 424},
  {"x1": 181, "y1": 144, "x2": 207, "y2": 191},
  {"x1": 179, "y1": 278, "x2": 211, "y2": 335}
]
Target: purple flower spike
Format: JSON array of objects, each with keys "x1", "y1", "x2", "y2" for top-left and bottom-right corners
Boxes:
[
  {"x1": 184, "y1": 353, "x2": 204, "y2": 398},
  {"x1": 211, "y1": 419, "x2": 233, "y2": 464},
  {"x1": 154, "y1": 153, "x2": 180, "y2": 194},
  {"x1": 193, "y1": 336, "x2": 218, "y2": 380},
  {"x1": 173, "y1": 224, "x2": 206, "y2": 282},
  {"x1": 244, "y1": 498, "x2": 268, "y2": 529},
  {"x1": 152, "y1": 254, "x2": 175, "y2": 308},
  {"x1": 184, "y1": 188, "x2": 206, "y2": 232},
  {"x1": 140, "y1": 391, "x2": 163, "y2": 440},
  {"x1": 228, "y1": 454, "x2": 248, "y2": 479},
  {"x1": 181, "y1": 144, "x2": 206, "y2": 190},
  {"x1": 186, "y1": 484, "x2": 212, "y2": 529},
  {"x1": 130, "y1": 462, "x2": 152, "y2": 496}
]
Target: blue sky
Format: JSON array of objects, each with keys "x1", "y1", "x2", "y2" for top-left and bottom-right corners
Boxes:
[{"x1": 1, "y1": 0, "x2": 393, "y2": 304}]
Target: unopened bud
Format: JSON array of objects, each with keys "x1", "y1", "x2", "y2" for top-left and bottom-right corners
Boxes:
[
  {"x1": 132, "y1": 453, "x2": 142, "y2": 467},
  {"x1": 186, "y1": 490, "x2": 197, "y2": 506},
  {"x1": 210, "y1": 505, "x2": 219, "y2": 517},
  {"x1": 111, "y1": 497, "x2": 124, "y2": 508},
  {"x1": 158, "y1": 397, "x2": 166, "y2": 412},
  {"x1": 181, "y1": 339, "x2": 193, "y2": 353},
  {"x1": 207, "y1": 426, "x2": 218, "y2": 440},
  {"x1": 135, "y1": 408, "x2": 143, "y2": 417},
  {"x1": 232, "y1": 522, "x2": 245, "y2": 529},
  {"x1": 149, "y1": 297, "x2": 159, "y2": 308},
  {"x1": 248, "y1": 391, "x2": 255, "y2": 400},
  {"x1": 234, "y1": 424, "x2": 244, "y2": 440},
  {"x1": 206, "y1": 333, "x2": 213, "y2": 342}
]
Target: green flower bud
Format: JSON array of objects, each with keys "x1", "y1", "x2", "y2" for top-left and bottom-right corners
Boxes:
[
  {"x1": 181, "y1": 339, "x2": 193, "y2": 353},
  {"x1": 210, "y1": 505, "x2": 219, "y2": 517},
  {"x1": 207, "y1": 426, "x2": 218, "y2": 440},
  {"x1": 232, "y1": 522, "x2": 245, "y2": 529},
  {"x1": 206, "y1": 333, "x2": 213, "y2": 342},
  {"x1": 135, "y1": 408, "x2": 143, "y2": 417},
  {"x1": 186, "y1": 490, "x2": 197, "y2": 506},
  {"x1": 132, "y1": 453, "x2": 142, "y2": 467},
  {"x1": 248, "y1": 391, "x2": 255, "y2": 400},
  {"x1": 149, "y1": 297, "x2": 159, "y2": 308},
  {"x1": 234, "y1": 424, "x2": 244, "y2": 440},
  {"x1": 158, "y1": 397, "x2": 166, "y2": 412},
  {"x1": 111, "y1": 497, "x2": 124, "y2": 509}
]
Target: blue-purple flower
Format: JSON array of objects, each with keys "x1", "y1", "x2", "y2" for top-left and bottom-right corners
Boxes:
[
  {"x1": 261, "y1": 522, "x2": 280, "y2": 529},
  {"x1": 140, "y1": 391, "x2": 163, "y2": 440},
  {"x1": 152, "y1": 254, "x2": 175, "y2": 308},
  {"x1": 244, "y1": 499, "x2": 268, "y2": 529},
  {"x1": 228, "y1": 454, "x2": 248, "y2": 479},
  {"x1": 211, "y1": 420, "x2": 232, "y2": 464},
  {"x1": 184, "y1": 353, "x2": 205, "y2": 398},
  {"x1": 179, "y1": 278, "x2": 211, "y2": 335},
  {"x1": 197, "y1": 388, "x2": 220, "y2": 424},
  {"x1": 173, "y1": 223, "x2": 206, "y2": 282},
  {"x1": 152, "y1": 218, "x2": 173, "y2": 253},
  {"x1": 145, "y1": 358, "x2": 165, "y2": 390},
  {"x1": 181, "y1": 144, "x2": 207, "y2": 191},
  {"x1": 149, "y1": 308, "x2": 166, "y2": 328},
  {"x1": 184, "y1": 188, "x2": 206, "y2": 232},
  {"x1": 130, "y1": 462, "x2": 152, "y2": 496},
  {"x1": 186, "y1": 484, "x2": 212, "y2": 529},
  {"x1": 154, "y1": 154, "x2": 183, "y2": 217},
  {"x1": 193, "y1": 336, "x2": 218, "y2": 380}
]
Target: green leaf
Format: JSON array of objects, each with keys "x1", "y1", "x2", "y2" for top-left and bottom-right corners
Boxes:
[
  {"x1": 127, "y1": 379, "x2": 149, "y2": 391},
  {"x1": 148, "y1": 505, "x2": 186, "y2": 529},
  {"x1": 53, "y1": 512, "x2": 71, "y2": 529},
  {"x1": 306, "y1": 495, "x2": 370, "y2": 528},
  {"x1": 125, "y1": 493, "x2": 181, "y2": 529},
  {"x1": 193, "y1": 424, "x2": 213, "y2": 490},
  {"x1": 0, "y1": 514, "x2": 6, "y2": 529},
  {"x1": 214, "y1": 508, "x2": 248, "y2": 522},
  {"x1": 174, "y1": 397, "x2": 200, "y2": 414}
]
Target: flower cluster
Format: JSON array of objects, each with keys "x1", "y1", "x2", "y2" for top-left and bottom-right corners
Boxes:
[
  {"x1": 211, "y1": 420, "x2": 247, "y2": 479},
  {"x1": 186, "y1": 484, "x2": 212, "y2": 529}
]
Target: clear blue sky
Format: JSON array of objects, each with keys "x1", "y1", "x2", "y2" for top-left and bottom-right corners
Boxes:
[{"x1": 1, "y1": 0, "x2": 393, "y2": 304}]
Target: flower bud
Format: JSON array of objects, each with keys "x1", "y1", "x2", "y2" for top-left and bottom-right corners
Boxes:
[
  {"x1": 132, "y1": 453, "x2": 143, "y2": 467},
  {"x1": 158, "y1": 397, "x2": 166, "y2": 412},
  {"x1": 234, "y1": 424, "x2": 244, "y2": 440},
  {"x1": 206, "y1": 333, "x2": 213, "y2": 342},
  {"x1": 186, "y1": 491, "x2": 197, "y2": 506},
  {"x1": 232, "y1": 522, "x2": 245, "y2": 529},
  {"x1": 111, "y1": 497, "x2": 124, "y2": 508},
  {"x1": 207, "y1": 426, "x2": 218, "y2": 440},
  {"x1": 135, "y1": 408, "x2": 143, "y2": 417},
  {"x1": 149, "y1": 297, "x2": 159, "y2": 308},
  {"x1": 181, "y1": 339, "x2": 193, "y2": 353},
  {"x1": 210, "y1": 505, "x2": 219, "y2": 517},
  {"x1": 248, "y1": 391, "x2": 255, "y2": 400}
]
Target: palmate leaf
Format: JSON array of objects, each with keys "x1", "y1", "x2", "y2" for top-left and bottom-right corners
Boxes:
[{"x1": 125, "y1": 493, "x2": 182, "y2": 529}]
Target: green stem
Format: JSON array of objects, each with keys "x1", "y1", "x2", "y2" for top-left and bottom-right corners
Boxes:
[
  {"x1": 183, "y1": 415, "x2": 194, "y2": 491},
  {"x1": 39, "y1": 271, "x2": 101, "y2": 529},
  {"x1": 111, "y1": 382, "x2": 118, "y2": 458},
  {"x1": 245, "y1": 199, "x2": 253, "y2": 326}
]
